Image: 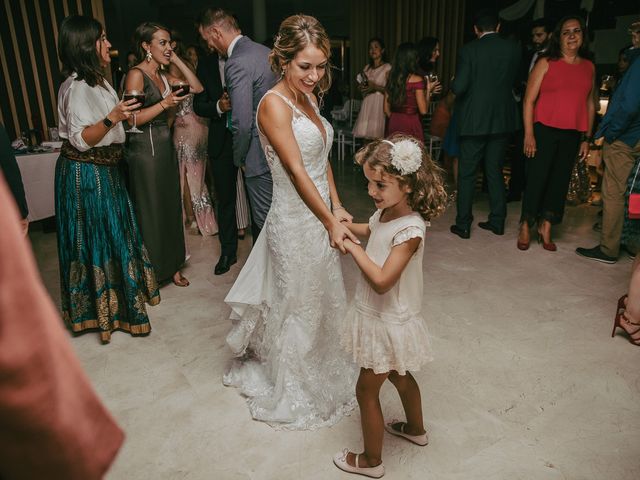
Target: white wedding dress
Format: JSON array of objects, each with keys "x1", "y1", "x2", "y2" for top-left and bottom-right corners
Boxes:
[{"x1": 223, "y1": 90, "x2": 358, "y2": 430}]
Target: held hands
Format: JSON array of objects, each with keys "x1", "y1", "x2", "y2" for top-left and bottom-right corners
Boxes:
[
  {"x1": 524, "y1": 133, "x2": 537, "y2": 158},
  {"x1": 110, "y1": 98, "x2": 142, "y2": 123},
  {"x1": 332, "y1": 205, "x2": 353, "y2": 224},
  {"x1": 328, "y1": 220, "x2": 360, "y2": 254}
]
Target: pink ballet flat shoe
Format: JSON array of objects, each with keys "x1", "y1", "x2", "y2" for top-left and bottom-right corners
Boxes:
[
  {"x1": 333, "y1": 449, "x2": 384, "y2": 478},
  {"x1": 384, "y1": 420, "x2": 429, "y2": 446}
]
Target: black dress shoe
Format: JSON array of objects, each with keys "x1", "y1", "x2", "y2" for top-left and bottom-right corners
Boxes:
[
  {"x1": 214, "y1": 255, "x2": 237, "y2": 275},
  {"x1": 450, "y1": 225, "x2": 470, "y2": 239},
  {"x1": 478, "y1": 221, "x2": 504, "y2": 235}
]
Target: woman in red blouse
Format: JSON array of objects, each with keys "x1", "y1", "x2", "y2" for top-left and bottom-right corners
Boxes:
[{"x1": 517, "y1": 15, "x2": 595, "y2": 251}]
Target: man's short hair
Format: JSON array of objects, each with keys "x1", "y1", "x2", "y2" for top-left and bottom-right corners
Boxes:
[
  {"x1": 196, "y1": 7, "x2": 240, "y2": 31},
  {"x1": 531, "y1": 18, "x2": 552, "y2": 33},
  {"x1": 473, "y1": 8, "x2": 500, "y2": 32}
]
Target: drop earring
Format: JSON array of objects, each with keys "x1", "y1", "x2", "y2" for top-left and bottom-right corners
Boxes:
[{"x1": 145, "y1": 50, "x2": 152, "y2": 62}]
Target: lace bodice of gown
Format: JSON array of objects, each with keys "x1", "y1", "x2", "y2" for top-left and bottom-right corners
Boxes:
[
  {"x1": 223, "y1": 89, "x2": 357, "y2": 430},
  {"x1": 260, "y1": 91, "x2": 334, "y2": 207}
]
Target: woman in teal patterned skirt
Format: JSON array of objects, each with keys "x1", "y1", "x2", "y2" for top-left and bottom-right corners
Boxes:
[{"x1": 55, "y1": 15, "x2": 160, "y2": 343}]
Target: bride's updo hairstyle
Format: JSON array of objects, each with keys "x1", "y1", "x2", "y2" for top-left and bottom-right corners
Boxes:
[{"x1": 269, "y1": 14, "x2": 332, "y2": 95}]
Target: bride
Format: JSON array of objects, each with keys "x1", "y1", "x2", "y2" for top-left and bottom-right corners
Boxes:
[{"x1": 224, "y1": 14, "x2": 359, "y2": 429}]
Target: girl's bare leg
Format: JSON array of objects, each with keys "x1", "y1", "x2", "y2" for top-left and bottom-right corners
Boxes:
[
  {"x1": 345, "y1": 368, "x2": 388, "y2": 468},
  {"x1": 388, "y1": 371, "x2": 426, "y2": 435}
]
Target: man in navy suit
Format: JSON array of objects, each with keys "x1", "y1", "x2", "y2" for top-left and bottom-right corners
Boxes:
[
  {"x1": 450, "y1": 9, "x2": 521, "y2": 239},
  {"x1": 198, "y1": 8, "x2": 277, "y2": 244},
  {"x1": 193, "y1": 46, "x2": 237, "y2": 275}
]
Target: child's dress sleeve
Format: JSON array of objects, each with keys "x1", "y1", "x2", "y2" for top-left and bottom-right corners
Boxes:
[
  {"x1": 392, "y1": 226, "x2": 424, "y2": 247},
  {"x1": 368, "y1": 209, "x2": 383, "y2": 232}
]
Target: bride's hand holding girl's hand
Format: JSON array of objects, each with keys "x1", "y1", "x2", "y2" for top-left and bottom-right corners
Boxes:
[
  {"x1": 332, "y1": 206, "x2": 353, "y2": 224},
  {"x1": 328, "y1": 220, "x2": 360, "y2": 254}
]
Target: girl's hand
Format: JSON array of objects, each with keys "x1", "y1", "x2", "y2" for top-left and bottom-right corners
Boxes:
[
  {"x1": 328, "y1": 220, "x2": 360, "y2": 254},
  {"x1": 524, "y1": 133, "x2": 537, "y2": 158},
  {"x1": 578, "y1": 141, "x2": 590, "y2": 160},
  {"x1": 110, "y1": 98, "x2": 142, "y2": 123},
  {"x1": 332, "y1": 206, "x2": 353, "y2": 224}
]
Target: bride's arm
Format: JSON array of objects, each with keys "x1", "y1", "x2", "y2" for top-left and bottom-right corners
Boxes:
[
  {"x1": 327, "y1": 163, "x2": 353, "y2": 223},
  {"x1": 258, "y1": 94, "x2": 359, "y2": 253}
]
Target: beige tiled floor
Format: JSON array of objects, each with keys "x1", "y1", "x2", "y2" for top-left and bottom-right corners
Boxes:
[{"x1": 31, "y1": 161, "x2": 640, "y2": 480}]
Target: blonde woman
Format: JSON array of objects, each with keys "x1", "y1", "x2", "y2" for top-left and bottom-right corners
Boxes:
[{"x1": 224, "y1": 14, "x2": 358, "y2": 430}]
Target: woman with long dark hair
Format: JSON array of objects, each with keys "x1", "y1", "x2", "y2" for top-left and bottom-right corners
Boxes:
[
  {"x1": 352, "y1": 37, "x2": 391, "y2": 140},
  {"x1": 55, "y1": 15, "x2": 160, "y2": 343},
  {"x1": 416, "y1": 36, "x2": 442, "y2": 98},
  {"x1": 517, "y1": 15, "x2": 595, "y2": 251},
  {"x1": 124, "y1": 22, "x2": 203, "y2": 286},
  {"x1": 385, "y1": 42, "x2": 428, "y2": 141}
]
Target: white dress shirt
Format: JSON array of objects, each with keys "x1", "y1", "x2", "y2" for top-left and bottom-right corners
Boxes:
[{"x1": 58, "y1": 74, "x2": 125, "y2": 152}]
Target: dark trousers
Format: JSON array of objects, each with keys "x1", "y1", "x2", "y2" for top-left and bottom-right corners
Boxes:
[
  {"x1": 521, "y1": 122, "x2": 580, "y2": 226},
  {"x1": 456, "y1": 133, "x2": 509, "y2": 229},
  {"x1": 210, "y1": 130, "x2": 238, "y2": 257},
  {"x1": 245, "y1": 172, "x2": 273, "y2": 241},
  {"x1": 508, "y1": 129, "x2": 526, "y2": 197}
]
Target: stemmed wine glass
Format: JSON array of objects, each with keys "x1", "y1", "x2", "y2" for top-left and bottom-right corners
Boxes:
[
  {"x1": 170, "y1": 82, "x2": 190, "y2": 97},
  {"x1": 122, "y1": 90, "x2": 145, "y2": 133}
]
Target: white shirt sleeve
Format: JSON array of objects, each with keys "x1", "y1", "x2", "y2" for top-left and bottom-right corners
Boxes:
[{"x1": 58, "y1": 75, "x2": 125, "y2": 152}]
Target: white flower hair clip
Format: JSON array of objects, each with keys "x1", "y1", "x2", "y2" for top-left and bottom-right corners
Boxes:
[{"x1": 382, "y1": 139, "x2": 422, "y2": 175}]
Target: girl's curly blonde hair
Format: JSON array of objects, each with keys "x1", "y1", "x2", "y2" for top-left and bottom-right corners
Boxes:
[{"x1": 354, "y1": 134, "x2": 448, "y2": 221}]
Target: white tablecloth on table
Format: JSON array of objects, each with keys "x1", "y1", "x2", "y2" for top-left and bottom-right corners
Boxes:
[{"x1": 16, "y1": 152, "x2": 59, "y2": 221}]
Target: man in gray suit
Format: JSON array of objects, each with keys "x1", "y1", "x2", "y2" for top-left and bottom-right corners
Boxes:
[
  {"x1": 199, "y1": 8, "x2": 277, "y2": 241},
  {"x1": 450, "y1": 9, "x2": 520, "y2": 239}
]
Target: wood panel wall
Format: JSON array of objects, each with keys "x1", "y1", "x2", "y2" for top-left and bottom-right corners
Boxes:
[{"x1": 0, "y1": 0, "x2": 105, "y2": 141}]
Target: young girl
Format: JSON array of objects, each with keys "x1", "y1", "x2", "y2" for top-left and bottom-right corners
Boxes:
[{"x1": 333, "y1": 134, "x2": 447, "y2": 478}]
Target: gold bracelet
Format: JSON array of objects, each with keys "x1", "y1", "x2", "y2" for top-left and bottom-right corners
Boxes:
[{"x1": 332, "y1": 205, "x2": 345, "y2": 212}]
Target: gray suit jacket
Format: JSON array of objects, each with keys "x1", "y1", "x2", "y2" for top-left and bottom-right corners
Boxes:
[{"x1": 225, "y1": 36, "x2": 278, "y2": 178}]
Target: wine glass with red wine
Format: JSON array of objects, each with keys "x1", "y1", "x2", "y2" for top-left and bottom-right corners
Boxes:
[
  {"x1": 122, "y1": 90, "x2": 145, "y2": 133},
  {"x1": 170, "y1": 82, "x2": 190, "y2": 97}
]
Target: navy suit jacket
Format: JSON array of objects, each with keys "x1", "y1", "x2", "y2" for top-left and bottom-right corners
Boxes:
[{"x1": 452, "y1": 33, "x2": 521, "y2": 136}]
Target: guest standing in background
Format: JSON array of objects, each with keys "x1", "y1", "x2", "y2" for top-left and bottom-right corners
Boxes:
[
  {"x1": 449, "y1": 9, "x2": 520, "y2": 240},
  {"x1": 576, "y1": 22, "x2": 640, "y2": 263},
  {"x1": 170, "y1": 35, "x2": 218, "y2": 236},
  {"x1": 124, "y1": 22, "x2": 203, "y2": 286},
  {"x1": 193, "y1": 37, "x2": 239, "y2": 275},
  {"x1": 385, "y1": 42, "x2": 428, "y2": 142},
  {"x1": 518, "y1": 15, "x2": 595, "y2": 252},
  {"x1": 55, "y1": 15, "x2": 159, "y2": 343},
  {"x1": 416, "y1": 36, "x2": 443, "y2": 99},
  {"x1": 198, "y1": 8, "x2": 278, "y2": 241},
  {"x1": 0, "y1": 123, "x2": 29, "y2": 235},
  {"x1": 352, "y1": 37, "x2": 391, "y2": 140}
]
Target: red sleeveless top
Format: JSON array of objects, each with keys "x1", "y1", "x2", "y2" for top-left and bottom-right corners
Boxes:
[{"x1": 534, "y1": 58, "x2": 593, "y2": 132}]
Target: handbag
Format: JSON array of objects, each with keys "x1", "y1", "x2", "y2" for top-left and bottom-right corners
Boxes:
[{"x1": 628, "y1": 159, "x2": 640, "y2": 219}]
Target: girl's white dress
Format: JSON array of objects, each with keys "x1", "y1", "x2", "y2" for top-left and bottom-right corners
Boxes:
[
  {"x1": 223, "y1": 90, "x2": 358, "y2": 430},
  {"x1": 341, "y1": 210, "x2": 433, "y2": 375}
]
